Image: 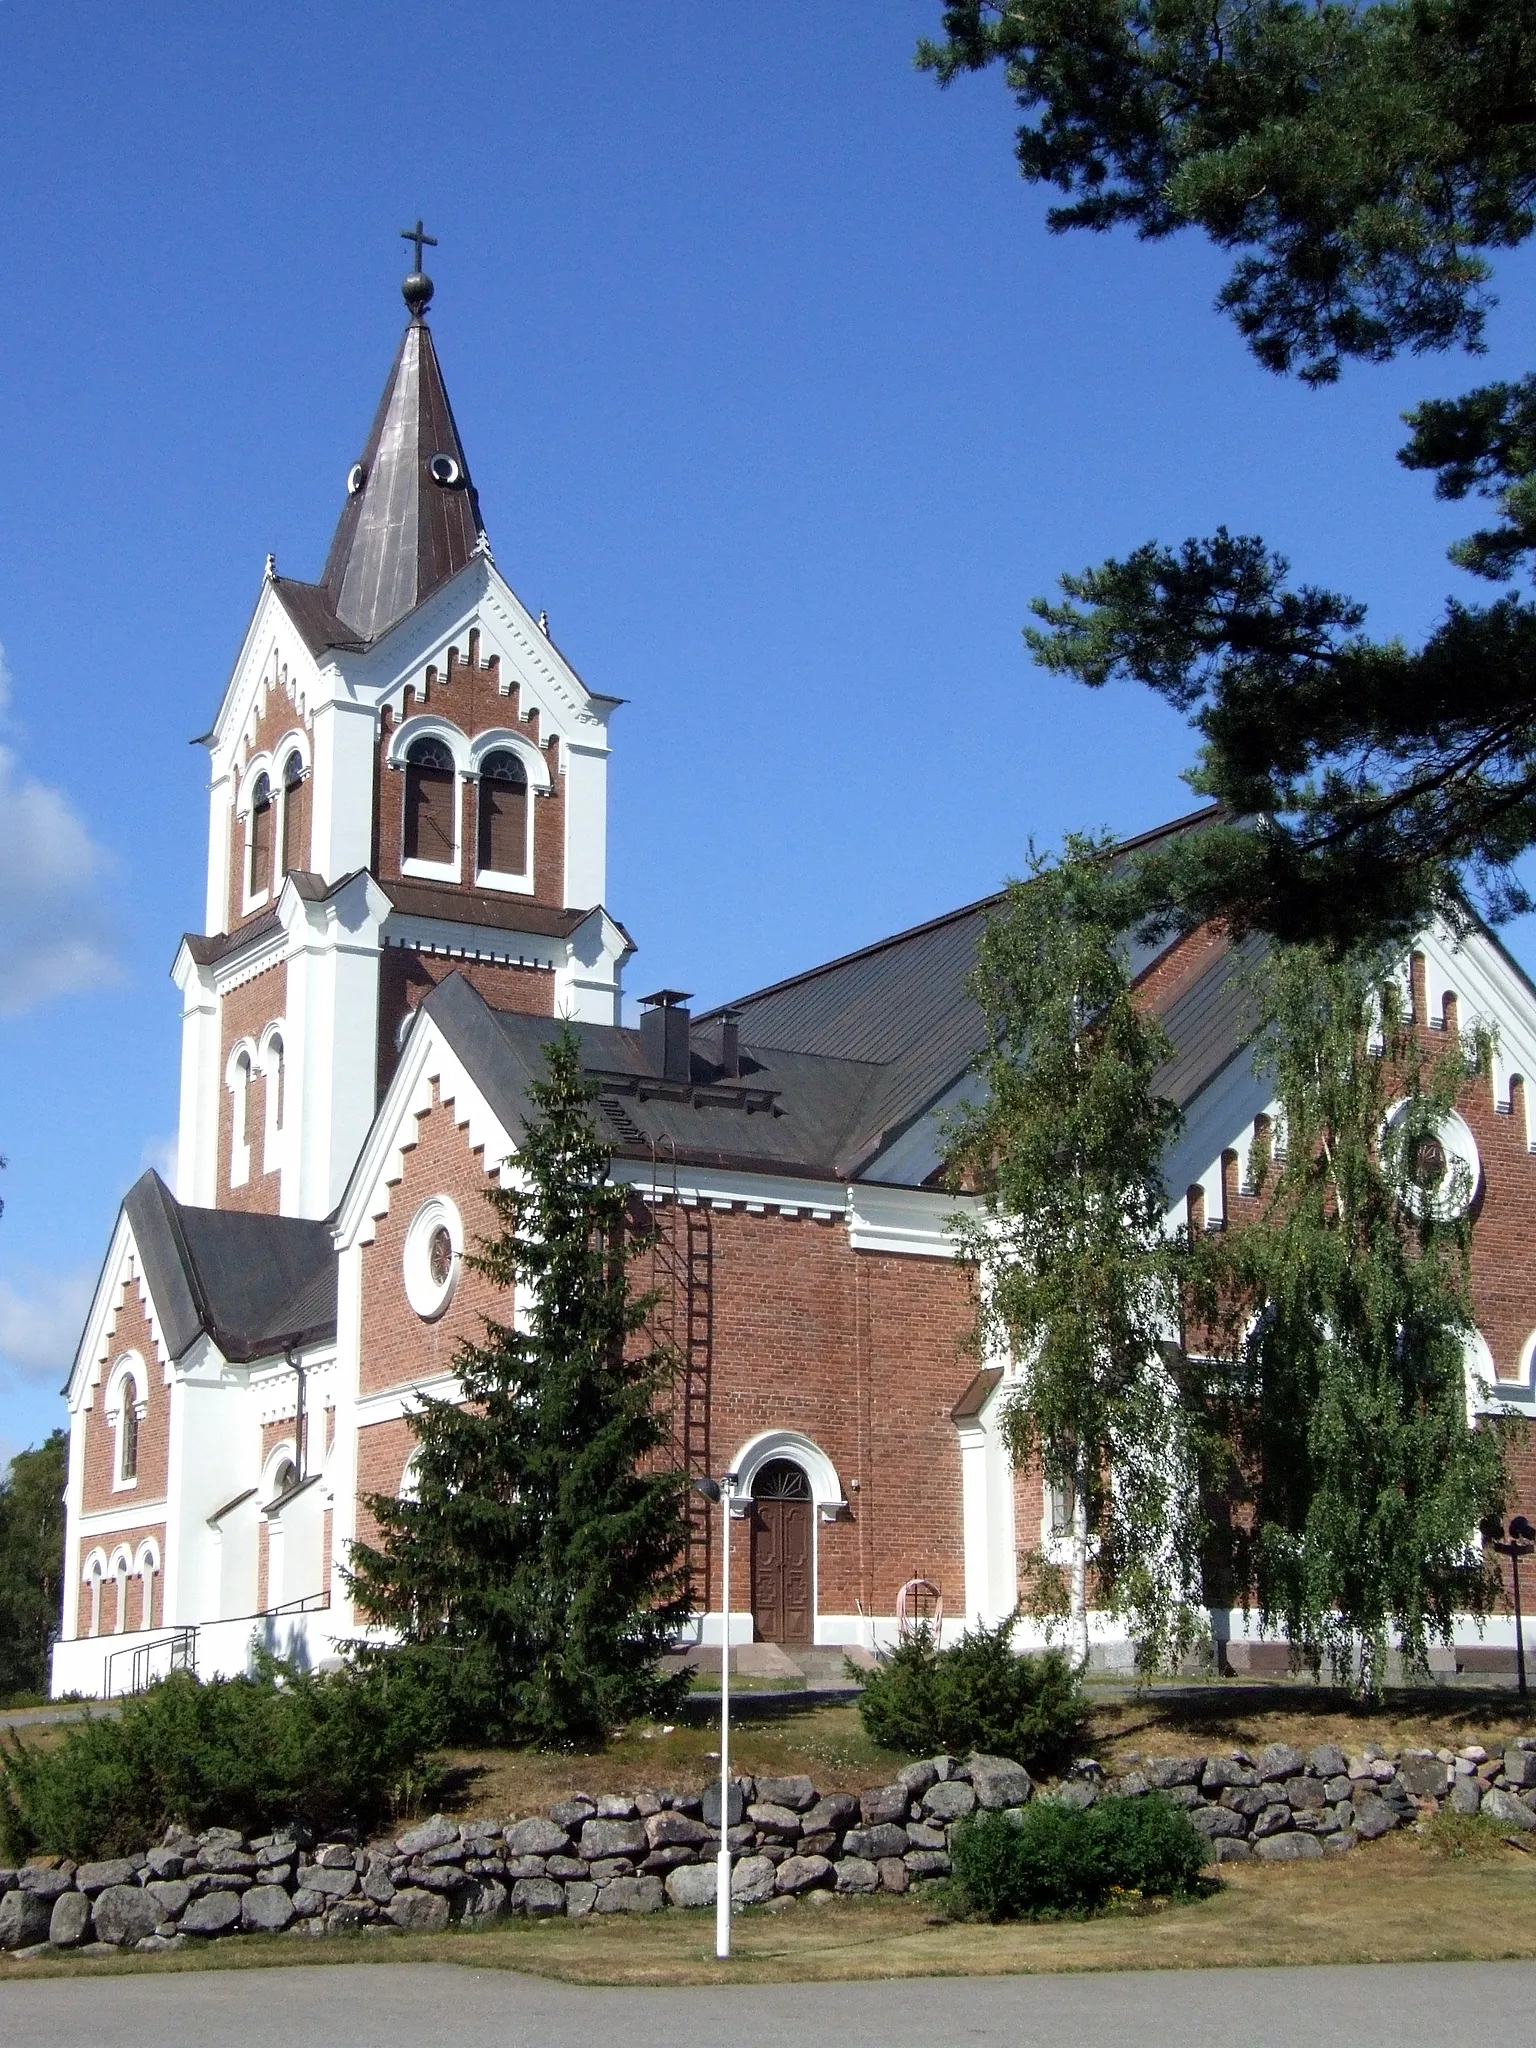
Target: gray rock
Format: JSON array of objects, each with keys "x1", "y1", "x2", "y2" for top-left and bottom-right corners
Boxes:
[
  {"x1": 642, "y1": 1846, "x2": 696, "y2": 1874},
  {"x1": 922, "y1": 1780, "x2": 976, "y2": 1820},
  {"x1": 596, "y1": 1876, "x2": 665, "y2": 1914},
  {"x1": 967, "y1": 1755, "x2": 1034, "y2": 1810},
  {"x1": 802, "y1": 1793, "x2": 859, "y2": 1834},
  {"x1": 565, "y1": 1882, "x2": 599, "y2": 1918},
  {"x1": 1190, "y1": 1805, "x2": 1246, "y2": 1838},
  {"x1": 146, "y1": 1880, "x2": 191, "y2": 1917},
  {"x1": 1450, "y1": 1777, "x2": 1483, "y2": 1816},
  {"x1": 396, "y1": 1815, "x2": 459, "y2": 1858},
  {"x1": 47, "y1": 1892, "x2": 92, "y2": 1948},
  {"x1": 135, "y1": 1934, "x2": 187, "y2": 1953},
  {"x1": 1323, "y1": 1829, "x2": 1358, "y2": 1854},
  {"x1": 1504, "y1": 1749, "x2": 1536, "y2": 1790},
  {"x1": 144, "y1": 1849, "x2": 185, "y2": 1880},
  {"x1": 1114, "y1": 1771, "x2": 1151, "y2": 1799},
  {"x1": 896, "y1": 1760, "x2": 940, "y2": 1798},
  {"x1": 290, "y1": 1888, "x2": 323, "y2": 1917},
  {"x1": 242, "y1": 1886, "x2": 294, "y2": 1932},
  {"x1": 754, "y1": 1774, "x2": 817, "y2": 1811},
  {"x1": 363, "y1": 1867, "x2": 397, "y2": 1905},
  {"x1": 303, "y1": 1864, "x2": 358, "y2": 1897},
  {"x1": 1324, "y1": 1775, "x2": 1354, "y2": 1803},
  {"x1": 549, "y1": 1797, "x2": 596, "y2": 1831},
  {"x1": 506, "y1": 1817, "x2": 573, "y2": 1858},
  {"x1": 74, "y1": 1858, "x2": 137, "y2": 1895},
  {"x1": 91, "y1": 1885, "x2": 162, "y2": 1947},
  {"x1": 933, "y1": 1756, "x2": 968, "y2": 1781},
  {"x1": 906, "y1": 1822, "x2": 948, "y2": 1851},
  {"x1": 1221, "y1": 1785, "x2": 1269, "y2": 1819},
  {"x1": 845, "y1": 1824, "x2": 910, "y2": 1862},
  {"x1": 314, "y1": 1843, "x2": 355, "y2": 1869},
  {"x1": 181, "y1": 1890, "x2": 243, "y2": 1936},
  {"x1": 547, "y1": 1855, "x2": 589, "y2": 1880},
  {"x1": 859, "y1": 1784, "x2": 911, "y2": 1827},
  {"x1": 596, "y1": 1794, "x2": 638, "y2": 1819},
  {"x1": 579, "y1": 1818, "x2": 649, "y2": 1861},
  {"x1": 19, "y1": 1866, "x2": 76, "y2": 1901},
  {"x1": 1351, "y1": 1794, "x2": 1401, "y2": 1840},
  {"x1": 1286, "y1": 1775, "x2": 1327, "y2": 1810},
  {"x1": 665, "y1": 1863, "x2": 717, "y2": 1909},
  {"x1": 197, "y1": 1846, "x2": 259, "y2": 1875},
  {"x1": 1483, "y1": 1787, "x2": 1536, "y2": 1830},
  {"x1": 730, "y1": 1855, "x2": 777, "y2": 1905},
  {"x1": 747, "y1": 1802, "x2": 803, "y2": 1838},
  {"x1": 1144, "y1": 1755, "x2": 1205, "y2": 1789},
  {"x1": 1399, "y1": 1754, "x2": 1449, "y2": 1799},
  {"x1": 1255, "y1": 1832, "x2": 1324, "y2": 1862},
  {"x1": 387, "y1": 1887, "x2": 451, "y2": 1931},
  {"x1": 904, "y1": 1850, "x2": 952, "y2": 1877},
  {"x1": 834, "y1": 1856, "x2": 880, "y2": 1893},
  {"x1": 1307, "y1": 1745, "x2": 1349, "y2": 1781},
  {"x1": 774, "y1": 1854, "x2": 833, "y2": 1894},
  {"x1": 505, "y1": 1855, "x2": 548, "y2": 1880},
  {"x1": 1212, "y1": 1838, "x2": 1252, "y2": 1863},
  {"x1": 876, "y1": 1856, "x2": 909, "y2": 1893},
  {"x1": 1201, "y1": 1756, "x2": 1256, "y2": 1791},
  {"x1": 1257, "y1": 1743, "x2": 1305, "y2": 1783},
  {"x1": 701, "y1": 1781, "x2": 750, "y2": 1830},
  {"x1": 1252, "y1": 1804, "x2": 1294, "y2": 1839},
  {"x1": 1052, "y1": 1780, "x2": 1098, "y2": 1811},
  {"x1": 418, "y1": 1841, "x2": 467, "y2": 1868},
  {"x1": 510, "y1": 1879, "x2": 564, "y2": 1917},
  {"x1": 256, "y1": 1840, "x2": 296, "y2": 1868},
  {"x1": 588, "y1": 1858, "x2": 635, "y2": 1882}
]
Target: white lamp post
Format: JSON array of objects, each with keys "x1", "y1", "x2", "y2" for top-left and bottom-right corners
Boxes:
[{"x1": 693, "y1": 1471, "x2": 737, "y2": 1958}]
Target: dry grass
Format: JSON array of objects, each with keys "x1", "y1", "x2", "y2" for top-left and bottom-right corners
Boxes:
[{"x1": 5, "y1": 1831, "x2": 1536, "y2": 1986}]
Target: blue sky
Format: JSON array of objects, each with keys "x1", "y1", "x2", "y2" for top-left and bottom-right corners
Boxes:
[{"x1": 4, "y1": 2, "x2": 1536, "y2": 1460}]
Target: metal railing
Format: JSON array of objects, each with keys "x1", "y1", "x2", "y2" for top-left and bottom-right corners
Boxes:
[{"x1": 104, "y1": 1626, "x2": 197, "y2": 1699}]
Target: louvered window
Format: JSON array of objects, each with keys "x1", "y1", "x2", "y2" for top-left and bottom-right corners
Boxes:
[
  {"x1": 477, "y1": 749, "x2": 529, "y2": 876},
  {"x1": 281, "y1": 750, "x2": 309, "y2": 875},
  {"x1": 403, "y1": 737, "x2": 457, "y2": 865},
  {"x1": 249, "y1": 772, "x2": 274, "y2": 897}
]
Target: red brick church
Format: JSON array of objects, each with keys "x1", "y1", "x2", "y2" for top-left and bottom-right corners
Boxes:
[{"x1": 52, "y1": 255, "x2": 1536, "y2": 1697}]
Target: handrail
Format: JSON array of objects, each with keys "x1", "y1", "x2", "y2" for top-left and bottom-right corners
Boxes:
[{"x1": 103, "y1": 1626, "x2": 197, "y2": 1699}]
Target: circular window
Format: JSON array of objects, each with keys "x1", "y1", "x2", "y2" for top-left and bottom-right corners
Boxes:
[
  {"x1": 404, "y1": 1197, "x2": 462, "y2": 1319},
  {"x1": 428, "y1": 452, "x2": 462, "y2": 487},
  {"x1": 347, "y1": 461, "x2": 367, "y2": 495},
  {"x1": 1385, "y1": 1102, "x2": 1481, "y2": 1220}
]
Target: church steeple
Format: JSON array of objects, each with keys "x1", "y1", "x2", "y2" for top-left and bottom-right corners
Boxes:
[{"x1": 319, "y1": 231, "x2": 485, "y2": 644}]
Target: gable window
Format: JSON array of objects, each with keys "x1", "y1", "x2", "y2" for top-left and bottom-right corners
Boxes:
[
  {"x1": 403, "y1": 736, "x2": 457, "y2": 868},
  {"x1": 119, "y1": 1384, "x2": 140, "y2": 1483},
  {"x1": 477, "y1": 749, "x2": 529, "y2": 878},
  {"x1": 229, "y1": 1047, "x2": 253, "y2": 1187},
  {"x1": 280, "y1": 749, "x2": 309, "y2": 875},
  {"x1": 248, "y1": 772, "x2": 274, "y2": 899}
]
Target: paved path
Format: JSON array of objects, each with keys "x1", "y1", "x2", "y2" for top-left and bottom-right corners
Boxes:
[{"x1": 2, "y1": 1960, "x2": 1531, "y2": 2047}]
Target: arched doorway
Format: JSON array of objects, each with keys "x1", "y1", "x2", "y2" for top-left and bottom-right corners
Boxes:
[{"x1": 749, "y1": 1459, "x2": 813, "y2": 1644}]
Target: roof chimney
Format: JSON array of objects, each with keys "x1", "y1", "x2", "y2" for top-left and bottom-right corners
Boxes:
[
  {"x1": 639, "y1": 989, "x2": 693, "y2": 1083},
  {"x1": 719, "y1": 1008, "x2": 742, "y2": 1080}
]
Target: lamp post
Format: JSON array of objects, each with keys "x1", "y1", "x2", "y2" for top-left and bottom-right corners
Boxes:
[
  {"x1": 1481, "y1": 1514, "x2": 1536, "y2": 1700},
  {"x1": 693, "y1": 1472, "x2": 737, "y2": 1958}
]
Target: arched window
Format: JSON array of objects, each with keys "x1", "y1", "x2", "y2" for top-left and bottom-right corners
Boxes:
[
  {"x1": 248, "y1": 771, "x2": 274, "y2": 899},
  {"x1": 229, "y1": 1048, "x2": 252, "y2": 1187},
  {"x1": 265, "y1": 1032, "x2": 284, "y2": 1139},
  {"x1": 273, "y1": 1457, "x2": 299, "y2": 1501},
  {"x1": 111, "y1": 1550, "x2": 130, "y2": 1636},
  {"x1": 119, "y1": 1382, "x2": 139, "y2": 1483},
  {"x1": 280, "y1": 749, "x2": 309, "y2": 876},
  {"x1": 403, "y1": 736, "x2": 457, "y2": 866},
  {"x1": 83, "y1": 1554, "x2": 105, "y2": 1639},
  {"x1": 477, "y1": 749, "x2": 529, "y2": 877}
]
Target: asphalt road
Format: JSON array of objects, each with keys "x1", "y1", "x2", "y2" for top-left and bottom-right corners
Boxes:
[{"x1": 2, "y1": 1960, "x2": 1532, "y2": 2047}]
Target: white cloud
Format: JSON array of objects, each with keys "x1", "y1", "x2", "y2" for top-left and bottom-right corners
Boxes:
[
  {"x1": 140, "y1": 1132, "x2": 179, "y2": 1193},
  {"x1": 0, "y1": 1264, "x2": 96, "y2": 1389},
  {"x1": 0, "y1": 642, "x2": 121, "y2": 1017}
]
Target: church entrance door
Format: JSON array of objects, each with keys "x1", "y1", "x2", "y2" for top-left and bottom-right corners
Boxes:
[{"x1": 749, "y1": 1459, "x2": 813, "y2": 1644}]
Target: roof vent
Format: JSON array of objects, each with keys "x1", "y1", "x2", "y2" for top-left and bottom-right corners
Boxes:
[
  {"x1": 429, "y1": 453, "x2": 462, "y2": 487},
  {"x1": 639, "y1": 989, "x2": 693, "y2": 1084},
  {"x1": 719, "y1": 1008, "x2": 743, "y2": 1080}
]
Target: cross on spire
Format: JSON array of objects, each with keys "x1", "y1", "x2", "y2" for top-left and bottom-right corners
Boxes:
[{"x1": 401, "y1": 219, "x2": 437, "y2": 272}]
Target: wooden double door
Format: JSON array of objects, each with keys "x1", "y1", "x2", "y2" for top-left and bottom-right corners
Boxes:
[{"x1": 749, "y1": 1459, "x2": 813, "y2": 1644}]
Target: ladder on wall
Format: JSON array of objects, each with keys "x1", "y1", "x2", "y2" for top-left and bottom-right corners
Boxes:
[{"x1": 646, "y1": 1139, "x2": 714, "y2": 1602}]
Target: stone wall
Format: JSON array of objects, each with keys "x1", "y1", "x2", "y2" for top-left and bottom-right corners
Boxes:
[{"x1": 5, "y1": 1737, "x2": 1535, "y2": 1957}]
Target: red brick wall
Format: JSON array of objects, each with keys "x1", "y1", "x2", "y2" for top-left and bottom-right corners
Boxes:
[
  {"x1": 217, "y1": 962, "x2": 287, "y2": 1212},
  {"x1": 76, "y1": 1520, "x2": 167, "y2": 1637},
  {"x1": 227, "y1": 675, "x2": 313, "y2": 933},
  {"x1": 80, "y1": 1283, "x2": 169, "y2": 1517},
  {"x1": 375, "y1": 635, "x2": 566, "y2": 911},
  {"x1": 376, "y1": 947, "x2": 554, "y2": 1097}
]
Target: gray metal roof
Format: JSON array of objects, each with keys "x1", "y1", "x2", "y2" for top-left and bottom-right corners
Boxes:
[{"x1": 122, "y1": 1172, "x2": 336, "y2": 1365}]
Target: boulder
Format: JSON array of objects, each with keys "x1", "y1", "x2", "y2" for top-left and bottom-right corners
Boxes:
[
  {"x1": 506, "y1": 1818, "x2": 573, "y2": 1858},
  {"x1": 747, "y1": 1803, "x2": 804, "y2": 1838},
  {"x1": 1144, "y1": 1755, "x2": 1205, "y2": 1789},
  {"x1": 595, "y1": 1876, "x2": 666, "y2": 1914},
  {"x1": 1323, "y1": 1829, "x2": 1358, "y2": 1854},
  {"x1": 1351, "y1": 1794, "x2": 1401, "y2": 1840},
  {"x1": 1482, "y1": 1788, "x2": 1536, "y2": 1831},
  {"x1": 1324, "y1": 1776, "x2": 1354, "y2": 1804},
  {"x1": 729, "y1": 1855, "x2": 777, "y2": 1905},
  {"x1": 146, "y1": 1880, "x2": 191, "y2": 1917},
  {"x1": 181, "y1": 1890, "x2": 243, "y2": 1936},
  {"x1": 906, "y1": 1822, "x2": 948, "y2": 1851},
  {"x1": 1221, "y1": 1786, "x2": 1269, "y2": 1819},
  {"x1": 754, "y1": 1775, "x2": 817, "y2": 1811},
  {"x1": 877, "y1": 1856, "x2": 909, "y2": 1893},
  {"x1": 1190, "y1": 1805, "x2": 1245, "y2": 1839},
  {"x1": 1211, "y1": 1838, "x2": 1252, "y2": 1863},
  {"x1": 1255, "y1": 1833, "x2": 1324, "y2": 1862},
  {"x1": 387, "y1": 1887, "x2": 451, "y2": 1932},
  {"x1": 701, "y1": 1781, "x2": 750, "y2": 1830},
  {"x1": 1257, "y1": 1743, "x2": 1305, "y2": 1783},
  {"x1": 549, "y1": 1797, "x2": 596, "y2": 1831},
  {"x1": 547, "y1": 1855, "x2": 589, "y2": 1881},
  {"x1": 967, "y1": 1755, "x2": 1034, "y2": 1810},
  {"x1": 1114, "y1": 1771, "x2": 1151, "y2": 1799},
  {"x1": 896, "y1": 1760, "x2": 940, "y2": 1798},
  {"x1": 1307, "y1": 1745, "x2": 1349, "y2": 1781},
  {"x1": 774, "y1": 1854, "x2": 833, "y2": 1894},
  {"x1": 1398, "y1": 1754, "x2": 1449, "y2": 1799},
  {"x1": 665, "y1": 1863, "x2": 717, "y2": 1909},
  {"x1": 645, "y1": 1810, "x2": 712, "y2": 1851},
  {"x1": 922, "y1": 1780, "x2": 976, "y2": 1821},
  {"x1": 19, "y1": 1866, "x2": 76, "y2": 1901},
  {"x1": 588, "y1": 1858, "x2": 636, "y2": 1882},
  {"x1": 579, "y1": 1818, "x2": 649, "y2": 1861},
  {"x1": 197, "y1": 1846, "x2": 259, "y2": 1876},
  {"x1": 91, "y1": 1885, "x2": 162, "y2": 1947},
  {"x1": 144, "y1": 1849, "x2": 186, "y2": 1880},
  {"x1": 1503, "y1": 1749, "x2": 1536, "y2": 1790},
  {"x1": 565, "y1": 1882, "x2": 599, "y2": 1918},
  {"x1": 1053, "y1": 1780, "x2": 1098, "y2": 1811},
  {"x1": 303, "y1": 1865, "x2": 358, "y2": 1898},
  {"x1": 859, "y1": 1784, "x2": 911, "y2": 1827},
  {"x1": 396, "y1": 1815, "x2": 459, "y2": 1858},
  {"x1": 904, "y1": 1851, "x2": 952, "y2": 1877},
  {"x1": 460, "y1": 1878, "x2": 510, "y2": 1923},
  {"x1": 241, "y1": 1886, "x2": 294, "y2": 1933},
  {"x1": 844, "y1": 1824, "x2": 910, "y2": 1862},
  {"x1": 48, "y1": 1892, "x2": 92, "y2": 1948},
  {"x1": 802, "y1": 1793, "x2": 860, "y2": 1834},
  {"x1": 596, "y1": 1794, "x2": 638, "y2": 1819},
  {"x1": 834, "y1": 1857, "x2": 880, "y2": 1893},
  {"x1": 1201, "y1": 1756, "x2": 1256, "y2": 1791},
  {"x1": 510, "y1": 1879, "x2": 564, "y2": 1917},
  {"x1": 74, "y1": 1858, "x2": 137, "y2": 1895},
  {"x1": 1251, "y1": 1804, "x2": 1294, "y2": 1840},
  {"x1": 313, "y1": 1843, "x2": 355, "y2": 1869},
  {"x1": 1449, "y1": 1777, "x2": 1483, "y2": 1817},
  {"x1": 1285, "y1": 1776, "x2": 1327, "y2": 1811}
]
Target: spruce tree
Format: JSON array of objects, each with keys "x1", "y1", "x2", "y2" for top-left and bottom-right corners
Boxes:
[
  {"x1": 1194, "y1": 945, "x2": 1508, "y2": 1696},
  {"x1": 348, "y1": 1025, "x2": 690, "y2": 1748},
  {"x1": 947, "y1": 834, "x2": 1206, "y2": 1672}
]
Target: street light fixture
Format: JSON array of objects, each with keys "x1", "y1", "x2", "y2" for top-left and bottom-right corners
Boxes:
[
  {"x1": 1481, "y1": 1514, "x2": 1536, "y2": 1700},
  {"x1": 693, "y1": 1472, "x2": 738, "y2": 1959}
]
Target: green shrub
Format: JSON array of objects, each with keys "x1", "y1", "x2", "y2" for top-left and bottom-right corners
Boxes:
[
  {"x1": 0, "y1": 1651, "x2": 444, "y2": 1862},
  {"x1": 854, "y1": 1617, "x2": 1087, "y2": 1775},
  {"x1": 951, "y1": 1794, "x2": 1207, "y2": 1921}
]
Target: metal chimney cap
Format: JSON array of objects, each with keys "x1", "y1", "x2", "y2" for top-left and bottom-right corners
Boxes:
[{"x1": 638, "y1": 988, "x2": 694, "y2": 1009}]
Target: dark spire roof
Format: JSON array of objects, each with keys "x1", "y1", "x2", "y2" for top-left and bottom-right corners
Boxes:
[{"x1": 317, "y1": 271, "x2": 486, "y2": 644}]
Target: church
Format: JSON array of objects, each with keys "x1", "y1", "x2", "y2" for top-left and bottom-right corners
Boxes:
[{"x1": 51, "y1": 252, "x2": 1536, "y2": 1699}]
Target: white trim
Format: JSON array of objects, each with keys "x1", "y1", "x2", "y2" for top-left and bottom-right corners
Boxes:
[
  {"x1": 728, "y1": 1429, "x2": 847, "y2": 1640},
  {"x1": 258, "y1": 1020, "x2": 288, "y2": 1176},
  {"x1": 402, "y1": 1195, "x2": 463, "y2": 1321},
  {"x1": 225, "y1": 1038, "x2": 256, "y2": 1187},
  {"x1": 104, "y1": 1353, "x2": 148, "y2": 1491}
]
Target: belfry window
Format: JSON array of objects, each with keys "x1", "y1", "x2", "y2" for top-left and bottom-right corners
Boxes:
[
  {"x1": 477, "y1": 749, "x2": 529, "y2": 877},
  {"x1": 249, "y1": 772, "x2": 274, "y2": 899},
  {"x1": 119, "y1": 1386, "x2": 139, "y2": 1483},
  {"x1": 403, "y1": 736, "x2": 457, "y2": 866},
  {"x1": 281, "y1": 749, "x2": 308, "y2": 876}
]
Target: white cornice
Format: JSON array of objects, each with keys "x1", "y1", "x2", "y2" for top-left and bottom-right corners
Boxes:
[{"x1": 208, "y1": 581, "x2": 327, "y2": 766}]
